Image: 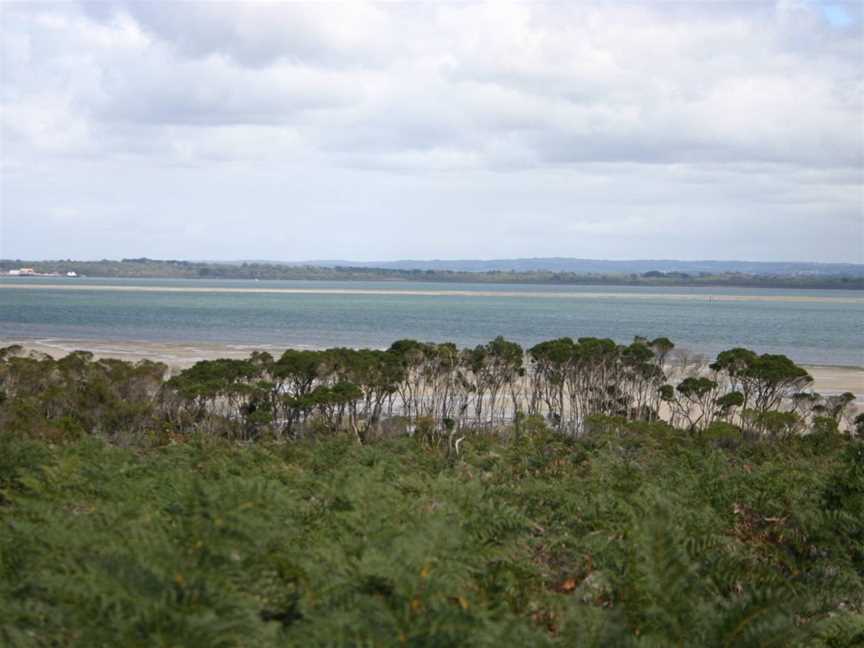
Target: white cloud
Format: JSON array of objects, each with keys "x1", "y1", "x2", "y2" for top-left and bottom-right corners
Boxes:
[{"x1": 0, "y1": 0, "x2": 861, "y2": 262}]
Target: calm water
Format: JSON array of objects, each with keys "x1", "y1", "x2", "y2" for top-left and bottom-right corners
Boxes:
[{"x1": 1, "y1": 277, "x2": 862, "y2": 366}]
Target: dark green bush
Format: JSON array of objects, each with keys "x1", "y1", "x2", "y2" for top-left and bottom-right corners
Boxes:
[
  {"x1": 0, "y1": 343, "x2": 860, "y2": 645},
  {"x1": 1, "y1": 429, "x2": 861, "y2": 646}
]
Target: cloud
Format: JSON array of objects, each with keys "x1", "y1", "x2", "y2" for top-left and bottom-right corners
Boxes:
[
  {"x1": 1, "y1": 1, "x2": 861, "y2": 262},
  {"x1": 90, "y1": 1, "x2": 397, "y2": 68}
]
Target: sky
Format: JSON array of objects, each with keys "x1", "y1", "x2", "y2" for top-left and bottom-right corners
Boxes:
[{"x1": 1, "y1": 1, "x2": 862, "y2": 263}]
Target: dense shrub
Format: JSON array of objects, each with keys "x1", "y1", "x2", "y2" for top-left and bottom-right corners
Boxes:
[
  {"x1": 0, "y1": 342, "x2": 861, "y2": 644},
  {"x1": 0, "y1": 426, "x2": 862, "y2": 645}
]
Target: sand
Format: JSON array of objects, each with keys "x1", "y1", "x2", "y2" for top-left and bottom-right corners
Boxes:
[
  {"x1": 0, "y1": 283, "x2": 862, "y2": 304},
  {"x1": 801, "y1": 365, "x2": 864, "y2": 396},
  {"x1": 2, "y1": 337, "x2": 862, "y2": 402}
]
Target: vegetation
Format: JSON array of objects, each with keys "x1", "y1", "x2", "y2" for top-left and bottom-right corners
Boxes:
[
  {"x1": 3, "y1": 336, "x2": 856, "y2": 442},
  {"x1": 2, "y1": 257, "x2": 863, "y2": 289},
  {"x1": 1, "y1": 339, "x2": 862, "y2": 645}
]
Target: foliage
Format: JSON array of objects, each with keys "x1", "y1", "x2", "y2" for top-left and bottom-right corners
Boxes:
[
  {"x1": 0, "y1": 339, "x2": 857, "y2": 445},
  {"x1": 1, "y1": 423, "x2": 862, "y2": 645},
  {"x1": 0, "y1": 339, "x2": 861, "y2": 644}
]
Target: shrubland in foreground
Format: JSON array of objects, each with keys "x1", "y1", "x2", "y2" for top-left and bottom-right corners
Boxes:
[{"x1": 0, "y1": 340, "x2": 862, "y2": 645}]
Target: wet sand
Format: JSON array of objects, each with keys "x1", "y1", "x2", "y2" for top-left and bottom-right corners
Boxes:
[
  {"x1": 0, "y1": 283, "x2": 862, "y2": 304},
  {"x1": 2, "y1": 337, "x2": 862, "y2": 401},
  {"x1": 801, "y1": 365, "x2": 864, "y2": 396}
]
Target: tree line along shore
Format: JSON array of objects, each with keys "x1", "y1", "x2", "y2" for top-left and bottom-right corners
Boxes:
[
  {"x1": 1, "y1": 336, "x2": 860, "y2": 443},
  {"x1": 1, "y1": 336, "x2": 863, "y2": 645},
  {"x1": 2, "y1": 258, "x2": 863, "y2": 289}
]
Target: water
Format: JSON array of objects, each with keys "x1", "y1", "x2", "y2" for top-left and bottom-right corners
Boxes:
[{"x1": 1, "y1": 276, "x2": 862, "y2": 366}]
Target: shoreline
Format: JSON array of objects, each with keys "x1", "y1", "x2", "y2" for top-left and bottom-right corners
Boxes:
[
  {"x1": 1, "y1": 283, "x2": 862, "y2": 304},
  {"x1": 3, "y1": 337, "x2": 862, "y2": 400}
]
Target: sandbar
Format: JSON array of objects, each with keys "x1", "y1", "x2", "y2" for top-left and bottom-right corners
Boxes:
[{"x1": 0, "y1": 283, "x2": 862, "y2": 304}]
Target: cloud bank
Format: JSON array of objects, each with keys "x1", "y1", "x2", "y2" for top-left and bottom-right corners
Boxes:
[{"x1": 1, "y1": 1, "x2": 862, "y2": 262}]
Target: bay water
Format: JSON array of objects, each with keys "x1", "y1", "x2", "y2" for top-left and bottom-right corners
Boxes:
[{"x1": 1, "y1": 277, "x2": 862, "y2": 367}]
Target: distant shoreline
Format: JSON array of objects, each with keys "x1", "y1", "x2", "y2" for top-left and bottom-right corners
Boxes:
[
  {"x1": 2, "y1": 258, "x2": 862, "y2": 290},
  {"x1": 1, "y1": 282, "x2": 862, "y2": 304}
]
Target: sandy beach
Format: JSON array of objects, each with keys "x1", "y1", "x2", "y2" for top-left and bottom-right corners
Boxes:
[
  {"x1": 1, "y1": 283, "x2": 862, "y2": 304},
  {"x1": 2, "y1": 337, "x2": 862, "y2": 402}
]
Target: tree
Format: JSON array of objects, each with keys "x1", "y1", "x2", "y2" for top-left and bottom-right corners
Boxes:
[
  {"x1": 528, "y1": 338, "x2": 575, "y2": 429},
  {"x1": 711, "y1": 350, "x2": 812, "y2": 427},
  {"x1": 673, "y1": 377, "x2": 721, "y2": 431}
]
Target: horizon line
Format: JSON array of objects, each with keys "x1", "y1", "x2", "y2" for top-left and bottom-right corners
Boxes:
[{"x1": 2, "y1": 256, "x2": 862, "y2": 267}]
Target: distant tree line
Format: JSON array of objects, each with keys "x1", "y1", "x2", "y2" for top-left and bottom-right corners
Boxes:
[
  {"x1": 2, "y1": 258, "x2": 862, "y2": 289},
  {"x1": 1, "y1": 337, "x2": 859, "y2": 445}
]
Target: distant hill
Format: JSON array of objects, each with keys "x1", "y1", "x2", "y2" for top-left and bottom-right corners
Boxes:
[{"x1": 255, "y1": 258, "x2": 864, "y2": 277}]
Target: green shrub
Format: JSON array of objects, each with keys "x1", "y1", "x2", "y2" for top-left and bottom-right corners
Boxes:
[
  {"x1": 702, "y1": 421, "x2": 742, "y2": 447},
  {"x1": 0, "y1": 344, "x2": 860, "y2": 645}
]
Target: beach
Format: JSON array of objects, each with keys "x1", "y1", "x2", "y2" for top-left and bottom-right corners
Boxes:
[{"x1": 3, "y1": 337, "x2": 862, "y2": 402}]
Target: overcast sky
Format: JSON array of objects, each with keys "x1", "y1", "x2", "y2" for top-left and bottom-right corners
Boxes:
[{"x1": 1, "y1": 1, "x2": 862, "y2": 263}]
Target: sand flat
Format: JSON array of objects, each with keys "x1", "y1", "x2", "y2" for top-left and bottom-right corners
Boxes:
[
  {"x1": 805, "y1": 365, "x2": 864, "y2": 395},
  {"x1": 0, "y1": 282, "x2": 862, "y2": 304}
]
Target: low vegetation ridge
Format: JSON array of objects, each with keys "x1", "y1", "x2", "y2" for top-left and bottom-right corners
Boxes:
[
  {"x1": 2, "y1": 258, "x2": 863, "y2": 288},
  {"x1": 1, "y1": 337, "x2": 863, "y2": 644},
  {"x1": 289, "y1": 257, "x2": 864, "y2": 276}
]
